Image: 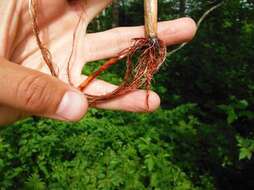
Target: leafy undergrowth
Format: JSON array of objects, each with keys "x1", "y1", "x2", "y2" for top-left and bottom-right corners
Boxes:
[{"x1": 0, "y1": 104, "x2": 216, "y2": 190}]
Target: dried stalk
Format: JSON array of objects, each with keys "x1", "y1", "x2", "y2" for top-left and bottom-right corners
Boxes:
[
  {"x1": 144, "y1": 0, "x2": 158, "y2": 38},
  {"x1": 167, "y1": 2, "x2": 224, "y2": 57}
]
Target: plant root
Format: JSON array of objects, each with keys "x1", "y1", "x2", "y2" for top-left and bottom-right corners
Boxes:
[
  {"x1": 79, "y1": 37, "x2": 167, "y2": 108},
  {"x1": 28, "y1": 0, "x2": 58, "y2": 77}
]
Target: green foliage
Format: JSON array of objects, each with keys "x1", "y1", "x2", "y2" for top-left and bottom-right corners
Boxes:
[
  {"x1": 0, "y1": 105, "x2": 216, "y2": 189},
  {"x1": 1, "y1": 0, "x2": 254, "y2": 189},
  {"x1": 24, "y1": 174, "x2": 46, "y2": 190},
  {"x1": 218, "y1": 96, "x2": 251, "y2": 125},
  {"x1": 237, "y1": 136, "x2": 254, "y2": 160}
]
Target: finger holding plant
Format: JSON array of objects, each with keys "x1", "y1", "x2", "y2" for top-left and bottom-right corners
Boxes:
[{"x1": 79, "y1": 0, "x2": 167, "y2": 108}]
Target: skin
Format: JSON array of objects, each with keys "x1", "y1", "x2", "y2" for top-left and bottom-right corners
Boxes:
[{"x1": 0, "y1": 0, "x2": 197, "y2": 126}]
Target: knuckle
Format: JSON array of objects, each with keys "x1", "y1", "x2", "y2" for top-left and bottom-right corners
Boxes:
[{"x1": 16, "y1": 74, "x2": 52, "y2": 113}]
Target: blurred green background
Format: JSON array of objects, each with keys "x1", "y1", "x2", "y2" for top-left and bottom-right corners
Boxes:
[{"x1": 1, "y1": 0, "x2": 254, "y2": 189}]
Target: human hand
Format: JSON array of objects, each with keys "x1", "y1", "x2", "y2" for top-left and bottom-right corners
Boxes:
[{"x1": 0, "y1": 0, "x2": 196, "y2": 126}]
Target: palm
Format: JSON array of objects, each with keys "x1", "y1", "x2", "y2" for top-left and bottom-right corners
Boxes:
[{"x1": 12, "y1": 0, "x2": 115, "y2": 95}]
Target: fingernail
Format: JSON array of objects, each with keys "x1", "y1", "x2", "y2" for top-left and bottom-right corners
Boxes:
[{"x1": 56, "y1": 91, "x2": 86, "y2": 121}]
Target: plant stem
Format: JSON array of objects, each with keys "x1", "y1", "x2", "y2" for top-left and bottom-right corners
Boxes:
[{"x1": 144, "y1": 0, "x2": 158, "y2": 38}]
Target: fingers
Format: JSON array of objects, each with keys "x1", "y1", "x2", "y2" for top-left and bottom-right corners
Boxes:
[
  {"x1": 94, "y1": 90, "x2": 161, "y2": 113},
  {"x1": 79, "y1": 76, "x2": 161, "y2": 112},
  {"x1": 85, "y1": 17, "x2": 197, "y2": 61},
  {"x1": 0, "y1": 57, "x2": 88, "y2": 124}
]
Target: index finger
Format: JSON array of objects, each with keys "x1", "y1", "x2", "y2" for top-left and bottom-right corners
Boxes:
[{"x1": 85, "y1": 17, "x2": 197, "y2": 62}]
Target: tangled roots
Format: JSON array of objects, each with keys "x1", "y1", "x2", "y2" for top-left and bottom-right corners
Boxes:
[{"x1": 79, "y1": 37, "x2": 167, "y2": 107}]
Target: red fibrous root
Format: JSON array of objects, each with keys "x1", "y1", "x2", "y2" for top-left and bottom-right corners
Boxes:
[
  {"x1": 28, "y1": 0, "x2": 58, "y2": 77},
  {"x1": 79, "y1": 37, "x2": 166, "y2": 108}
]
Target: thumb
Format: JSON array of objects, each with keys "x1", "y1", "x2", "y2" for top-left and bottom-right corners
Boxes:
[{"x1": 0, "y1": 57, "x2": 88, "y2": 121}]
